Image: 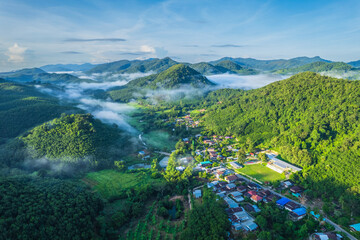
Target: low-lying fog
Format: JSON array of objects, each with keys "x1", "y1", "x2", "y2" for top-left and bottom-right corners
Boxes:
[{"x1": 207, "y1": 73, "x2": 290, "y2": 89}]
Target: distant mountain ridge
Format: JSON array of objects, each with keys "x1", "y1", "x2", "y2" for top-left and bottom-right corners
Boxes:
[
  {"x1": 0, "y1": 68, "x2": 94, "y2": 83},
  {"x1": 86, "y1": 57, "x2": 178, "y2": 74},
  {"x1": 40, "y1": 63, "x2": 96, "y2": 72},
  {"x1": 210, "y1": 56, "x2": 331, "y2": 71},
  {"x1": 275, "y1": 61, "x2": 357, "y2": 74}
]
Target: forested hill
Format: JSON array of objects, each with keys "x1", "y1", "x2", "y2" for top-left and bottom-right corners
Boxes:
[
  {"x1": 210, "y1": 56, "x2": 330, "y2": 71},
  {"x1": 0, "y1": 81, "x2": 77, "y2": 139},
  {"x1": 86, "y1": 57, "x2": 178, "y2": 74},
  {"x1": 188, "y1": 61, "x2": 257, "y2": 75},
  {"x1": 203, "y1": 72, "x2": 360, "y2": 210},
  {"x1": 21, "y1": 114, "x2": 120, "y2": 165},
  {"x1": 275, "y1": 61, "x2": 356, "y2": 74},
  {"x1": 107, "y1": 64, "x2": 215, "y2": 102},
  {"x1": 0, "y1": 68, "x2": 93, "y2": 83}
]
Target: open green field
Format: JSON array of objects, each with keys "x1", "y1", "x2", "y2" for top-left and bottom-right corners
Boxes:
[
  {"x1": 83, "y1": 170, "x2": 165, "y2": 199},
  {"x1": 235, "y1": 164, "x2": 285, "y2": 182},
  {"x1": 143, "y1": 130, "x2": 176, "y2": 151}
]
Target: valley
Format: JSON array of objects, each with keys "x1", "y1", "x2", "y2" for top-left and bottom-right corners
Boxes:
[{"x1": 0, "y1": 57, "x2": 359, "y2": 240}]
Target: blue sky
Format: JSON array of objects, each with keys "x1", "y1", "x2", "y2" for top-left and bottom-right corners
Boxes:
[{"x1": 0, "y1": 0, "x2": 359, "y2": 71}]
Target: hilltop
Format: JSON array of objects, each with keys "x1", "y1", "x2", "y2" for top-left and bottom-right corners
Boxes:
[
  {"x1": 108, "y1": 64, "x2": 215, "y2": 102},
  {"x1": 21, "y1": 113, "x2": 121, "y2": 165}
]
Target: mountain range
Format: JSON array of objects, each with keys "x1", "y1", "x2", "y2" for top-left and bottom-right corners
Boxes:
[{"x1": 0, "y1": 68, "x2": 94, "y2": 84}]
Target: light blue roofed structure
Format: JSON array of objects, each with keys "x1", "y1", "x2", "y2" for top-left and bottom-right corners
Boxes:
[
  {"x1": 350, "y1": 223, "x2": 360, "y2": 231},
  {"x1": 293, "y1": 207, "x2": 306, "y2": 216},
  {"x1": 201, "y1": 161, "x2": 212, "y2": 165}
]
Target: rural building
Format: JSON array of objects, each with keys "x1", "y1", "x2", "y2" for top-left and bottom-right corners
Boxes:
[
  {"x1": 200, "y1": 161, "x2": 212, "y2": 167},
  {"x1": 230, "y1": 161, "x2": 243, "y2": 169},
  {"x1": 247, "y1": 182, "x2": 258, "y2": 190},
  {"x1": 285, "y1": 201, "x2": 300, "y2": 211},
  {"x1": 193, "y1": 189, "x2": 202, "y2": 198},
  {"x1": 224, "y1": 197, "x2": 239, "y2": 208},
  {"x1": 265, "y1": 194, "x2": 281, "y2": 203},
  {"x1": 266, "y1": 158, "x2": 302, "y2": 173},
  {"x1": 289, "y1": 207, "x2": 307, "y2": 221},
  {"x1": 350, "y1": 223, "x2": 360, "y2": 232},
  {"x1": 226, "y1": 183, "x2": 237, "y2": 190},
  {"x1": 283, "y1": 180, "x2": 293, "y2": 188},
  {"x1": 207, "y1": 181, "x2": 219, "y2": 188},
  {"x1": 242, "y1": 220, "x2": 258, "y2": 231},
  {"x1": 276, "y1": 197, "x2": 290, "y2": 208},
  {"x1": 237, "y1": 185, "x2": 247, "y2": 193},
  {"x1": 252, "y1": 205, "x2": 261, "y2": 213},
  {"x1": 230, "y1": 191, "x2": 244, "y2": 202},
  {"x1": 312, "y1": 232, "x2": 343, "y2": 240},
  {"x1": 290, "y1": 185, "x2": 303, "y2": 194},
  {"x1": 225, "y1": 175, "x2": 238, "y2": 183},
  {"x1": 251, "y1": 195, "x2": 263, "y2": 203}
]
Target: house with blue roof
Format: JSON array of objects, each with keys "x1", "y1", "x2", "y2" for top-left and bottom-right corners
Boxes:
[
  {"x1": 350, "y1": 223, "x2": 360, "y2": 232},
  {"x1": 276, "y1": 197, "x2": 290, "y2": 208},
  {"x1": 289, "y1": 207, "x2": 307, "y2": 221}
]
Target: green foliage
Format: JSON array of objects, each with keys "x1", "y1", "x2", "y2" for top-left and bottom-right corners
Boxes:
[
  {"x1": 86, "y1": 57, "x2": 178, "y2": 74},
  {"x1": 21, "y1": 114, "x2": 119, "y2": 164},
  {"x1": 210, "y1": 56, "x2": 329, "y2": 71},
  {"x1": 0, "y1": 81, "x2": 76, "y2": 138},
  {"x1": 276, "y1": 61, "x2": 355, "y2": 74},
  {"x1": 0, "y1": 68, "x2": 92, "y2": 83},
  {"x1": 0, "y1": 176, "x2": 103, "y2": 240},
  {"x1": 215, "y1": 60, "x2": 257, "y2": 75},
  {"x1": 108, "y1": 64, "x2": 214, "y2": 102},
  {"x1": 180, "y1": 188, "x2": 230, "y2": 240},
  {"x1": 203, "y1": 72, "x2": 360, "y2": 215}
]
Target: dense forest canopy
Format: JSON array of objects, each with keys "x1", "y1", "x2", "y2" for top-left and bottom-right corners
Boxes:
[
  {"x1": 275, "y1": 61, "x2": 357, "y2": 74},
  {"x1": 202, "y1": 72, "x2": 360, "y2": 210},
  {"x1": 0, "y1": 176, "x2": 103, "y2": 240},
  {"x1": 0, "y1": 81, "x2": 77, "y2": 139},
  {"x1": 21, "y1": 114, "x2": 120, "y2": 165}
]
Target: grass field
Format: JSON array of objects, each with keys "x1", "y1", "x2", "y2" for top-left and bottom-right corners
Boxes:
[
  {"x1": 83, "y1": 170, "x2": 165, "y2": 199},
  {"x1": 235, "y1": 164, "x2": 285, "y2": 182},
  {"x1": 143, "y1": 130, "x2": 176, "y2": 151}
]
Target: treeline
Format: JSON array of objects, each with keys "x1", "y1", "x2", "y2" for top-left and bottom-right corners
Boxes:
[
  {"x1": 180, "y1": 188, "x2": 230, "y2": 240},
  {"x1": 202, "y1": 72, "x2": 360, "y2": 216},
  {"x1": 0, "y1": 176, "x2": 103, "y2": 240}
]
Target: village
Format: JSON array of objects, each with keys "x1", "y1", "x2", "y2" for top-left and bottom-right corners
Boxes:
[
  {"x1": 173, "y1": 133, "x2": 351, "y2": 239},
  {"x1": 132, "y1": 112, "x2": 359, "y2": 240}
]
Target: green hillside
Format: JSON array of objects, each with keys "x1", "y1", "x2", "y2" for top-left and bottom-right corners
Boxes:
[
  {"x1": 188, "y1": 62, "x2": 224, "y2": 75},
  {"x1": 108, "y1": 64, "x2": 215, "y2": 102},
  {"x1": 210, "y1": 56, "x2": 330, "y2": 71},
  {"x1": 215, "y1": 60, "x2": 258, "y2": 75},
  {"x1": 0, "y1": 81, "x2": 77, "y2": 138},
  {"x1": 21, "y1": 113, "x2": 119, "y2": 164},
  {"x1": 348, "y1": 60, "x2": 360, "y2": 68},
  {"x1": 203, "y1": 72, "x2": 360, "y2": 214},
  {"x1": 86, "y1": 57, "x2": 178, "y2": 74},
  {"x1": 275, "y1": 61, "x2": 355, "y2": 74},
  {"x1": 0, "y1": 68, "x2": 93, "y2": 83}
]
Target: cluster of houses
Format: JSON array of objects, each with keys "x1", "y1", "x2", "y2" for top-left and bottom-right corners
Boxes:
[
  {"x1": 175, "y1": 115, "x2": 200, "y2": 128},
  {"x1": 206, "y1": 177, "x2": 259, "y2": 232},
  {"x1": 205, "y1": 173, "x2": 309, "y2": 233}
]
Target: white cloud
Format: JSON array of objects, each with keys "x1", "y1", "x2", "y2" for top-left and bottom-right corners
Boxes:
[
  {"x1": 140, "y1": 45, "x2": 155, "y2": 53},
  {"x1": 6, "y1": 43, "x2": 27, "y2": 63}
]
